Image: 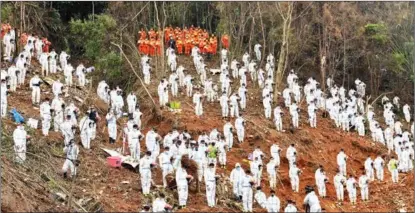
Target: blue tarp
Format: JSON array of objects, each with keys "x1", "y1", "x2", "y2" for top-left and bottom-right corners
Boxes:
[{"x1": 10, "y1": 108, "x2": 24, "y2": 124}]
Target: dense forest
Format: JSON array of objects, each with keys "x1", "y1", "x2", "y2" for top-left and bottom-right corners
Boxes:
[{"x1": 2, "y1": 1, "x2": 414, "y2": 101}]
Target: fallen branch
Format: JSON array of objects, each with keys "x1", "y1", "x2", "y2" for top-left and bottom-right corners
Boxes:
[
  {"x1": 370, "y1": 92, "x2": 393, "y2": 106},
  {"x1": 110, "y1": 42, "x2": 158, "y2": 108}
]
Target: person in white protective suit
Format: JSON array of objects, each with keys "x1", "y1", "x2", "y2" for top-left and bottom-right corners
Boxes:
[
  {"x1": 229, "y1": 93, "x2": 240, "y2": 118},
  {"x1": 79, "y1": 113, "x2": 92, "y2": 149},
  {"x1": 315, "y1": 166, "x2": 328, "y2": 198},
  {"x1": 192, "y1": 143, "x2": 207, "y2": 183},
  {"x1": 128, "y1": 124, "x2": 142, "y2": 161},
  {"x1": 403, "y1": 104, "x2": 411, "y2": 123},
  {"x1": 126, "y1": 92, "x2": 137, "y2": 114},
  {"x1": 59, "y1": 51, "x2": 70, "y2": 71},
  {"x1": 266, "y1": 158, "x2": 278, "y2": 189},
  {"x1": 34, "y1": 38, "x2": 43, "y2": 59},
  {"x1": 274, "y1": 106, "x2": 284, "y2": 132},
  {"x1": 283, "y1": 88, "x2": 291, "y2": 108},
  {"x1": 333, "y1": 170, "x2": 347, "y2": 202},
  {"x1": 263, "y1": 94, "x2": 272, "y2": 119},
  {"x1": 303, "y1": 186, "x2": 322, "y2": 212},
  {"x1": 230, "y1": 163, "x2": 245, "y2": 200},
  {"x1": 248, "y1": 61, "x2": 257, "y2": 82},
  {"x1": 52, "y1": 79, "x2": 64, "y2": 98},
  {"x1": 289, "y1": 162, "x2": 301, "y2": 192},
  {"x1": 373, "y1": 155, "x2": 384, "y2": 181},
  {"x1": 286, "y1": 144, "x2": 297, "y2": 168},
  {"x1": 76, "y1": 64, "x2": 87, "y2": 87},
  {"x1": 159, "y1": 147, "x2": 173, "y2": 188},
  {"x1": 40, "y1": 98, "x2": 52, "y2": 136},
  {"x1": 49, "y1": 50, "x2": 58, "y2": 74},
  {"x1": 13, "y1": 124, "x2": 29, "y2": 163},
  {"x1": 39, "y1": 52, "x2": 50, "y2": 76},
  {"x1": 254, "y1": 186, "x2": 267, "y2": 209},
  {"x1": 176, "y1": 164, "x2": 193, "y2": 209},
  {"x1": 346, "y1": 174, "x2": 358, "y2": 204},
  {"x1": 0, "y1": 79, "x2": 8, "y2": 118},
  {"x1": 205, "y1": 163, "x2": 217, "y2": 207},
  {"x1": 184, "y1": 74, "x2": 193, "y2": 97},
  {"x1": 7, "y1": 65, "x2": 19, "y2": 92},
  {"x1": 204, "y1": 78, "x2": 214, "y2": 103},
  {"x1": 169, "y1": 71, "x2": 179, "y2": 97},
  {"x1": 168, "y1": 51, "x2": 177, "y2": 72},
  {"x1": 254, "y1": 44, "x2": 262, "y2": 61},
  {"x1": 61, "y1": 115, "x2": 75, "y2": 146},
  {"x1": 223, "y1": 121, "x2": 234, "y2": 150},
  {"x1": 16, "y1": 55, "x2": 27, "y2": 85},
  {"x1": 219, "y1": 92, "x2": 229, "y2": 119},
  {"x1": 65, "y1": 102, "x2": 79, "y2": 126},
  {"x1": 217, "y1": 137, "x2": 227, "y2": 168},
  {"x1": 284, "y1": 200, "x2": 298, "y2": 212},
  {"x1": 146, "y1": 128, "x2": 161, "y2": 161},
  {"x1": 2, "y1": 31, "x2": 13, "y2": 60},
  {"x1": 242, "y1": 52, "x2": 250, "y2": 69},
  {"x1": 364, "y1": 156, "x2": 375, "y2": 181},
  {"x1": 270, "y1": 144, "x2": 281, "y2": 167},
  {"x1": 308, "y1": 100, "x2": 317, "y2": 128},
  {"x1": 266, "y1": 190, "x2": 281, "y2": 213},
  {"x1": 106, "y1": 109, "x2": 117, "y2": 144},
  {"x1": 238, "y1": 83, "x2": 247, "y2": 110},
  {"x1": 62, "y1": 139, "x2": 79, "y2": 179},
  {"x1": 221, "y1": 48, "x2": 228, "y2": 64},
  {"x1": 51, "y1": 95, "x2": 65, "y2": 132},
  {"x1": 176, "y1": 65, "x2": 186, "y2": 87},
  {"x1": 289, "y1": 102, "x2": 300, "y2": 128},
  {"x1": 29, "y1": 74, "x2": 42, "y2": 105},
  {"x1": 113, "y1": 90, "x2": 124, "y2": 119},
  {"x1": 142, "y1": 59, "x2": 151, "y2": 85},
  {"x1": 64, "y1": 64, "x2": 74, "y2": 86},
  {"x1": 235, "y1": 116, "x2": 245, "y2": 143},
  {"x1": 139, "y1": 151, "x2": 154, "y2": 196},
  {"x1": 337, "y1": 149, "x2": 348, "y2": 176},
  {"x1": 358, "y1": 171, "x2": 370, "y2": 201},
  {"x1": 242, "y1": 170, "x2": 254, "y2": 212},
  {"x1": 152, "y1": 193, "x2": 171, "y2": 212},
  {"x1": 193, "y1": 91, "x2": 203, "y2": 117}
]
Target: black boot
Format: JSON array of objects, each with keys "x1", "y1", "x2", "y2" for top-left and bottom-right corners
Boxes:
[{"x1": 63, "y1": 172, "x2": 67, "y2": 179}]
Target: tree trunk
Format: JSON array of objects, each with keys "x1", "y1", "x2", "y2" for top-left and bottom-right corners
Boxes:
[
  {"x1": 258, "y1": 3, "x2": 266, "y2": 68},
  {"x1": 248, "y1": 16, "x2": 254, "y2": 55},
  {"x1": 274, "y1": 2, "x2": 293, "y2": 102},
  {"x1": 154, "y1": 2, "x2": 165, "y2": 75},
  {"x1": 342, "y1": 27, "x2": 347, "y2": 87}
]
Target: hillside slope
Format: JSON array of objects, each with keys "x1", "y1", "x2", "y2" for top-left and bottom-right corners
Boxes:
[{"x1": 1, "y1": 54, "x2": 413, "y2": 212}]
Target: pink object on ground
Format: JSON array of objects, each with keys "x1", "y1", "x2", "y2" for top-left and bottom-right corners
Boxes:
[{"x1": 107, "y1": 156, "x2": 122, "y2": 168}]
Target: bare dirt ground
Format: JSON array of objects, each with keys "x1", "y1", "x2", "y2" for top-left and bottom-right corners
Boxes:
[{"x1": 1, "y1": 54, "x2": 413, "y2": 212}]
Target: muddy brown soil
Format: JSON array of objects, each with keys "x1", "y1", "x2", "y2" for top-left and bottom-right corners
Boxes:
[{"x1": 1, "y1": 55, "x2": 413, "y2": 212}]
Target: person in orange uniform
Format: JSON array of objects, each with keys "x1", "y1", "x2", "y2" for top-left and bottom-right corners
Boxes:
[
  {"x1": 221, "y1": 34, "x2": 229, "y2": 49},
  {"x1": 184, "y1": 38, "x2": 192, "y2": 56},
  {"x1": 42, "y1": 38, "x2": 51, "y2": 53},
  {"x1": 149, "y1": 28, "x2": 156, "y2": 40},
  {"x1": 155, "y1": 39, "x2": 162, "y2": 56},
  {"x1": 139, "y1": 28, "x2": 147, "y2": 40},
  {"x1": 198, "y1": 39, "x2": 205, "y2": 54},
  {"x1": 20, "y1": 33, "x2": 28, "y2": 46},
  {"x1": 142, "y1": 40, "x2": 149, "y2": 55},
  {"x1": 150, "y1": 39, "x2": 157, "y2": 56},
  {"x1": 137, "y1": 39, "x2": 143, "y2": 53},
  {"x1": 176, "y1": 39, "x2": 183, "y2": 55}
]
